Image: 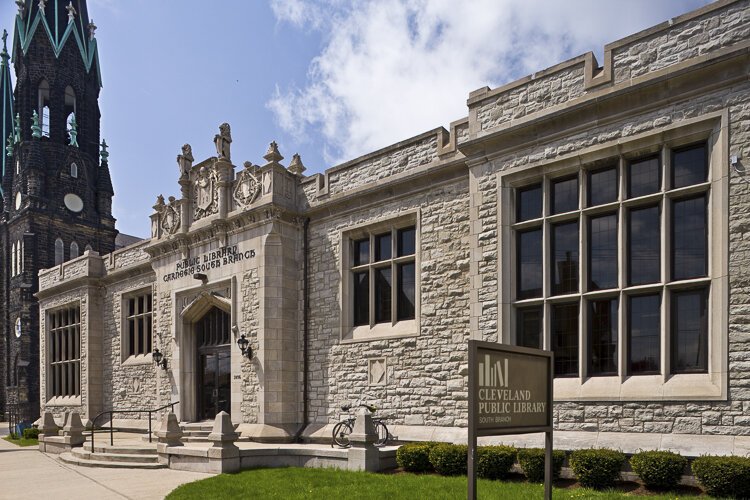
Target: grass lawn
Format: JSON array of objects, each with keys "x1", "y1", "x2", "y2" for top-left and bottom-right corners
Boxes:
[
  {"x1": 167, "y1": 467, "x2": 704, "y2": 499},
  {"x1": 2, "y1": 435, "x2": 38, "y2": 447}
]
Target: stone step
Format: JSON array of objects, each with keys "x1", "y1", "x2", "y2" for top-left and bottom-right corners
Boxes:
[
  {"x1": 59, "y1": 452, "x2": 166, "y2": 469},
  {"x1": 83, "y1": 443, "x2": 157, "y2": 455},
  {"x1": 72, "y1": 448, "x2": 160, "y2": 464}
]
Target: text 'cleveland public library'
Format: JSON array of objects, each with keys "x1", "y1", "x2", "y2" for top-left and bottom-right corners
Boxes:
[{"x1": 7, "y1": 0, "x2": 750, "y2": 448}]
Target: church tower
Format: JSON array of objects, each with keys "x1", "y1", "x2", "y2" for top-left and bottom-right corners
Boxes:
[{"x1": 0, "y1": 0, "x2": 117, "y2": 421}]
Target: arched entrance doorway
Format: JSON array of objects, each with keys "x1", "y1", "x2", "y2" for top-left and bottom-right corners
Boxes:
[{"x1": 196, "y1": 307, "x2": 231, "y2": 420}]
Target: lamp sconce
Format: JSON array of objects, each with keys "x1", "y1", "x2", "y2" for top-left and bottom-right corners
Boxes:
[
  {"x1": 234, "y1": 325, "x2": 252, "y2": 359},
  {"x1": 152, "y1": 348, "x2": 168, "y2": 370}
]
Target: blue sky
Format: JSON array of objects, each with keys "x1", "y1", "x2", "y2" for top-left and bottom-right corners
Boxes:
[{"x1": 0, "y1": 0, "x2": 711, "y2": 237}]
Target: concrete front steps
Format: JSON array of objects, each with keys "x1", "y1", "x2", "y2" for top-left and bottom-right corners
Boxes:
[
  {"x1": 180, "y1": 422, "x2": 212, "y2": 442},
  {"x1": 59, "y1": 443, "x2": 165, "y2": 469}
]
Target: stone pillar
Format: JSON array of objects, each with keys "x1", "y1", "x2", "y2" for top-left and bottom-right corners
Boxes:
[
  {"x1": 155, "y1": 412, "x2": 183, "y2": 466},
  {"x1": 215, "y1": 159, "x2": 233, "y2": 219},
  {"x1": 62, "y1": 412, "x2": 85, "y2": 447},
  {"x1": 347, "y1": 408, "x2": 380, "y2": 472},
  {"x1": 207, "y1": 411, "x2": 240, "y2": 473}
]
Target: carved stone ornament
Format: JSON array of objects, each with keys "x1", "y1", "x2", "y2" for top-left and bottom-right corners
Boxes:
[
  {"x1": 214, "y1": 123, "x2": 232, "y2": 162},
  {"x1": 368, "y1": 358, "x2": 387, "y2": 386},
  {"x1": 233, "y1": 164, "x2": 261, "y2": 208},
  {"x1": 193, "y1": 166, "x2": 219, "y2": 221},
  {"x1": 177, "y1": 143, "x2": 194, "y2": 178},
  {"x1": 160, "y1": 197, "x2": 181, "y2": 235}
]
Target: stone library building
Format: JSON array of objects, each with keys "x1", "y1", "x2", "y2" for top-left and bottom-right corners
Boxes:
[{"x1": 10, "y1": 0, "x2": 750, "y2": 452}]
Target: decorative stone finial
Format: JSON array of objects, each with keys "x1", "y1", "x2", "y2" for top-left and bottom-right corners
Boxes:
[
  {"x1": 66, "y1": 1, "x2": 77, "y2": 23},
  {"x1": 68, "y1": 113, "x2": 78, "y2": 148},
  {"x1": 1, "y1": 30, "x2": 8, "y2": 56},
  {"x1": 207, "y1": 410, "x2": 239, "y2": 445},
  {"x1": 156, "y1": 412, "x2": 183, "y2": 447},
  {"x1": 6, "y1": 134, "x2": 13, "y2": 158},
  {"x1": 14, "y1": 113, "x2": 21, "y2": 143},
  {"x1": 214, "y1": 123, "x2": 232, "y2": 162},
  {"x1": 31, "y1": 110, "x2": 42, "y2": 139},
  {"x1": 88, "y1": 19, "x2": 97, "y2": 40},
  {"x1": 177, "y1": 143, "x2": 194, "y2": 178},
  {"x1": 263, "y1": 141, "x2": 284, "y2": 164},
  {"x1": 38, "y1": 0, "x2": 46, "y2": 14},
  {"x1": 100, "y1": 139, "x2": 109, "y2": 163},
  {"x1": 288, "y1": 153, "x2": 306, "y2": 176},
  {"x1": 15, "y1": 0, "x2": 25, "y2": 17},
  {"x1": 39, "y1": 411, "x2": 59, "y2": 436}
]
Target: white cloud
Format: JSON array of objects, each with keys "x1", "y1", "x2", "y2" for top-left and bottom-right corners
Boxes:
[{"x1": 268, "y1": 0, "x2": 710, "y2": 165}]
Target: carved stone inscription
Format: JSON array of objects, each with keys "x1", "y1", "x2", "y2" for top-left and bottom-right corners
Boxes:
[{"x1": 163, "y1": 245, "x2": 256, "y2": 282}]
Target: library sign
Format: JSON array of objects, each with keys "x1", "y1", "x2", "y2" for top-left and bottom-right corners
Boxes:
[
  {"x1": 163, "y1": 245, "x2": 256, "y2": 282},
  {"x1": 468, "y1": 341, "x2": 553, "y2": 499}
]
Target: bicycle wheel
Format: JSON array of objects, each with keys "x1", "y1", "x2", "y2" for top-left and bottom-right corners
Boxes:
[
  {"x1": 374, "y1": 420, "x2": 389, "y2": 447},
  {"x1": 332, "y1": 421, "x2": 353, "y2": 448}
]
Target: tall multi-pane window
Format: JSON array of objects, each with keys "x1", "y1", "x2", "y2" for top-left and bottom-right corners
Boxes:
[
  {"x1": 350, "y1": 225, "x2": 416, "y2": 328},
  {"x1": 511, "y1": 142, "x2": 711, "y2": 379},
  {"x1": 126, "y1": 292, "x2": 153, "y2": 357},
  {"x1": 49, "y1": 306, "x2": 81, "y2": 398}
]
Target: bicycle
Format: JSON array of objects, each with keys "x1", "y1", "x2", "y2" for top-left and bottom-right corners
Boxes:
[{"x1": 331, "y1": 403, "x2": 389, "y2": 448}]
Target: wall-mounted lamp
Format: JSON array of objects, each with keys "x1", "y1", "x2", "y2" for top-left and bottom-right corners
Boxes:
[
  {"x1": 234, "y1": 325, "x2": 252, "y2": 359},
  {"x1": 152, "y1": 348, "x2": 168, "y2": 370}
]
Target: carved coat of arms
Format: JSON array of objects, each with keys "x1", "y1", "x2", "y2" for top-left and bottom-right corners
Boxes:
[
  {"x1": 233, "y1": 166, "x2": 261, "y2": 208},
  {"x1": 160, "y1": 202, "x2": 181, "y2": 235},
  {"x1": 193, "y1": 166, "x2": 218, "y2": 220}
]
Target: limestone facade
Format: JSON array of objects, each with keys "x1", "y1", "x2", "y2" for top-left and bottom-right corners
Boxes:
[{"x1": 36, "y1": 0, "x2": 750, "y2": 442}]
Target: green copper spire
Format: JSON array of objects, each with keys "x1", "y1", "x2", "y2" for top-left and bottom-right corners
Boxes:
[
  {"x1": 0, "y1": 28, "x2": 13, "y2": 196},
  {"x1": 99, "y1": 139, "x2": 109, "y2": 163},
  {"x1": 31, "y1": 109, "x2": 42, "y2": 138},
  {"x1": 68, "y1": 113, "x2": 78, "y2": 147},
  {"x1": 13, "y1": 0, "x2": 102, "y2": 88}
]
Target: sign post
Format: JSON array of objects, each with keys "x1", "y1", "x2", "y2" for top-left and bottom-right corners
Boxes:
[{"x1": 468, "y1": 341, "x2": 553, "y2": 500}]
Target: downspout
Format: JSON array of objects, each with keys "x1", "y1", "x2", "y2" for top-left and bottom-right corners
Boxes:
[{"x1": 294, "y1": 217, "x2": 310, "y2": 442}]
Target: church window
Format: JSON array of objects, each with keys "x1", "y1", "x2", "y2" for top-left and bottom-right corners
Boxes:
[
  {"x1": 54, "y1": 238, "x2": 64, "y2": 265},
  {"x1": 502, "y1": 128, "x2": 724, "y2": 400},
  {"x1": 70, "y1": 162, "x2": 78, "y2": 178},
  {"x1": 48, "y1": 306, "x2": 81, "y2": 398},
  {"x1": 11, "y1": 353, "x2": 19, "y2": 387},
  {"x1": 38, "y1": 80, "x2": 50, "y2": 138},
  {"x1": 19, "y1": 239, "x2": 23, "y2": 274},
  {"x1": 70, "y1": 241, "x2": 79, "y2": 259},
  {"x1": 65, "y1": 85, "x2": 76, "y2": 117},
  {"x1": 125, "y1": 292, "x2": 152, "y2": 357},
  {"x1": 11, "y1": 242, "x2": 16, "y2": 276},
  {"x1": 343, "y1": 213, "x2": 419, "y2": 341}
]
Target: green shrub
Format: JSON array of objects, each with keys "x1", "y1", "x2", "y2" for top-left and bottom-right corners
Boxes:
[
  {"x1": 428, "y1": 443, "x2": 468, "y2": 476},
  {"x1": 22, "y1": 427, "x2": 40, "y2": 440},
  {"x1": 692, "y1": 455, "x2": 750, "y2": 499},
  {"x1": 517, "y1": 448, "x2": 565, "y2": 483},
  {"x1": 629, "y1": 450, "x2": 686, "y2": 490},
  {"x1": 569, "y1": 448, "x2": 625, "y2": 489},
  {"x1": 477, "y1": 445, "x2": 516, "y2": 480},
  {"x1": 396, "y1": 442, "x2": 439, "y2": 473}
]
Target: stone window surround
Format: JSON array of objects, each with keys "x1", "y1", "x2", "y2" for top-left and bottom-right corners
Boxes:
[
  {"x1": 120, "y1": 286, "x2": 154, "y2": 366},
  {"x1": 45, "y1": 301, "x2": 83, "y2": 407},
  {"x1": 498, "y1": 111, "x2": 728, "y2": 401},
  {"x1": 340, "y1": 209, "x2": 421, "y2": 343}
]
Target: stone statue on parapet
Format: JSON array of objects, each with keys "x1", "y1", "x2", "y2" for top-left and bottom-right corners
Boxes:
[
  {"x1": 214, "y1": 123, "x2": 232, "y2": 162},
  {"x1": 177, "y1": 143, "x2": 194, "y2": 178}
]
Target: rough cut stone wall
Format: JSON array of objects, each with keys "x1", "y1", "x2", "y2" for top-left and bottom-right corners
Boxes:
[
  {"x1": 472, "y1": 77, "x2": 750, "y2": 435},
  {"x1": 306, "y1": 179, "x2": 470, "y2": 426},
  {"x1": 102, "y1": 274, "x2": 159, "y2": 415},
  {"x1": 240, "y1": 269, "x2": 260, "y2": 423},
  {"x1": 610, "y1": 0, "x2": 749, "y2": 84},
  {"x1": 475, "y1": 64, "x2": 587, "y2": 133}
]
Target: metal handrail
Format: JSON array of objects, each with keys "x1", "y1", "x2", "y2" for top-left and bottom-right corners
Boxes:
[{"x1": 89, "y1": 401, "x2": 179, "y2": 450}]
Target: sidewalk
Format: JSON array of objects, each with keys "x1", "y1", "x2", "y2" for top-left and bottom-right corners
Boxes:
[{"x1": 0, "y1": 437, "x2": 213, "y2": 500}]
